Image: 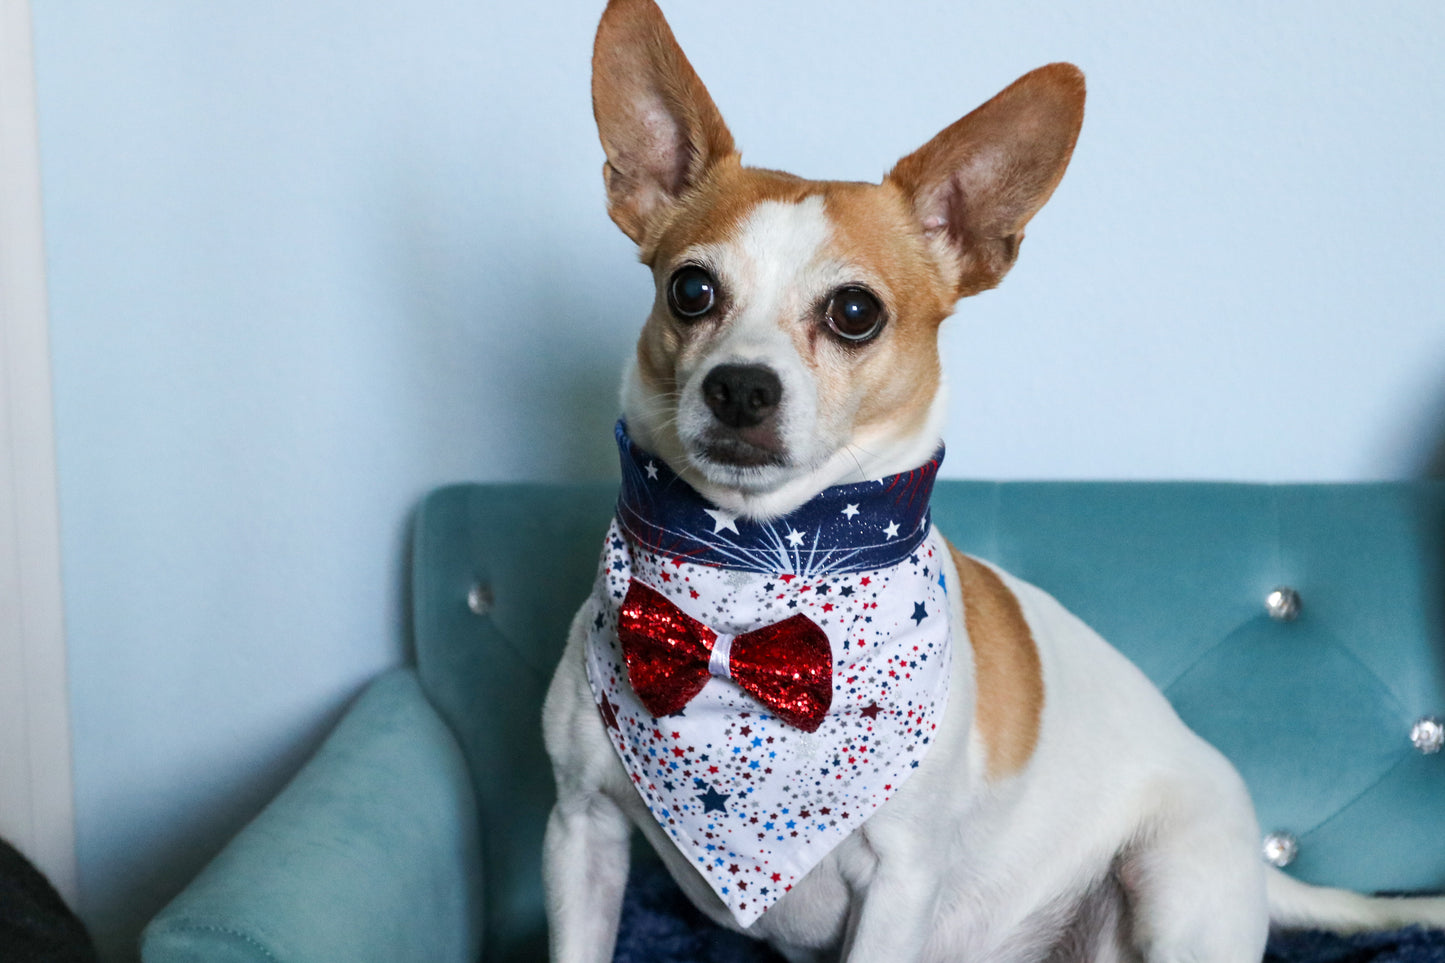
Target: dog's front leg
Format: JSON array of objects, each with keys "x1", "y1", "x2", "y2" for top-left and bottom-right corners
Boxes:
[
  {"x1": 841, "y1": 875, "x2": 934, "y2": 962},
  {"x1": 837, "y1": 822, "x2": 938, "y2": 962},
  {"x1": 543, "y1": 611, "x2": 635, "y2": 963},
  {"x1": 543, "y1": 790, "x2": 632, "y2": 963}
]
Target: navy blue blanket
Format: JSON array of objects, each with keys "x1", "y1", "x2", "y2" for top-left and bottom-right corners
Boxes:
[{"x1": 614, "y1": 861, "x2": 1445, "y2": 963}]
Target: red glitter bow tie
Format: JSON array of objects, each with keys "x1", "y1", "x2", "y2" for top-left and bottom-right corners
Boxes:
[{"x1": 618, "y1": 579, "x2": 833, "y2": 732}]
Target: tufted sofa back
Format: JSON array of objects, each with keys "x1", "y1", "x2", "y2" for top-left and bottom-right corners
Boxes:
[{"x1": 411, "y1": 481, "x2": 1445, "y2": 963}]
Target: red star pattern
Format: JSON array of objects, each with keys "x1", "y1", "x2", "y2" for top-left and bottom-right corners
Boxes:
[{"x1": 585, "y1": 513, "x2": 950, "y2": 926}]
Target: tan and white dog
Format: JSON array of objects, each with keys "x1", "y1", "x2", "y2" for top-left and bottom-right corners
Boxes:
[{"x1": 542, "y1": 1, "x2": 1445, "y2": 960}]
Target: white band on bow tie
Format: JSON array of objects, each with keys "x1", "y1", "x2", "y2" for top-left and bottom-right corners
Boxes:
[{"x1": 708, "y1": 632, "x2": 736, "y2": 680}]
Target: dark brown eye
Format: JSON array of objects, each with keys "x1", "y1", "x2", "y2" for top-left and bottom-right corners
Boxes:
[
  {"x1": 824, "y1": 286, "x2": 885, "y2": 342},
  {"x1": 668, "y1": 266, "x2": 718, "y2": 319}
]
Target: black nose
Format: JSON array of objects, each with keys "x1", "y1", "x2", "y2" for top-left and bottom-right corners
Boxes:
[{"x1": 702, "y1": 364, "x2": 783, "y2": 429}]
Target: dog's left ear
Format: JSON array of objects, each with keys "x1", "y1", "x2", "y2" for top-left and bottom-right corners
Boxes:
[
  {"x1": 887, "y1": 64, "x2": 1085, "y2": 299},
  {"x1": 592, "y1": 0, "x2": 737, "y2": 246}
]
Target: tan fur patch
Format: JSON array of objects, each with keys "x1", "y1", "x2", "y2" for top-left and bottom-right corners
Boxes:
[
  {"x1": 886, "y1": 63, "x2": 1086, "y2": 298},
  {"x1": 638, "y1": 166, "x2": 956, "y2": 450},
  {"x1": 950, "y1": 546, "x2": 1044, "y2": 779},
  {"x1": 643, "y1": 161, "x2": 812, "y2": 266},
  {"x1": 816, "y1": 182, "x2": 951, "y2": 438}
]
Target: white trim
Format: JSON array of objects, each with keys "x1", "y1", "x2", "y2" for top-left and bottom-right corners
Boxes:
[{"x1": 0, "y1": 0, "x2": 78, "y2": 906}]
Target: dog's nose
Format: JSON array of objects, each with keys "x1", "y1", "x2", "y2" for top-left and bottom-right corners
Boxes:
[{"x1": 702, "y1": 364, "x2": 783, "y2": 429}]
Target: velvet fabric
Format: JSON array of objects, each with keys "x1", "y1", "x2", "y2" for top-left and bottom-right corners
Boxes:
[
  {"x1": 613, "y1": 861, "x2": 1445, "y2": 963},
  {"x1": 140, "y1": 669, "x2": 482, "y2": 962},
  {"x1": 143, "y1": 481, "x2": 1445, "y2": 962}
]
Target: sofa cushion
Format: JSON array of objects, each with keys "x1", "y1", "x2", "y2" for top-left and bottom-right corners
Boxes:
[
  {"x1": 412, "y1": 483, "x2": 616, "y2": 963},
  {"x1": 413, "y1": 481, "x2": 1445, "y2": 961}
]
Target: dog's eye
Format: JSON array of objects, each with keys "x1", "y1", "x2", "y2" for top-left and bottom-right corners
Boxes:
[
  {"x1": 668, "y1": 266, "x2": 718, "y2": 319},
  {"x1": 824, "y1": 287, "x2": 885, "y2": 342}
]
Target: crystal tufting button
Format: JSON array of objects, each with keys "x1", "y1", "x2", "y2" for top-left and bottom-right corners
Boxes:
[
  {"x1": 1411, "y1": 717, "x2": 1444, "y2": 754},
  {"x1": 1265, "y1": 587, "x2": 1301, "y2": 622},
  {"x1": 1262, "y1": 832, "x2": 1299, "y2": 867},
  {"x1": 467, "y1": 583, "x2": 494, "y2": 616}
]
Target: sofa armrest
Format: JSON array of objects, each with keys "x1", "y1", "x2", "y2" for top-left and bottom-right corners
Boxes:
[{"x1": 141, "y1": 668, "x2": 483, "y2": 963}]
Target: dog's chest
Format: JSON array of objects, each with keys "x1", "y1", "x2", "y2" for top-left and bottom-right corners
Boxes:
[{"x1": 585, "y1": 518, "x2": 952, "y2": 925}]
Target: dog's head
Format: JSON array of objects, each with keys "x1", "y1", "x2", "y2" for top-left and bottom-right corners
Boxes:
[{"x1": 593, "y1": 0, "x2": 1084, "y2": 518}]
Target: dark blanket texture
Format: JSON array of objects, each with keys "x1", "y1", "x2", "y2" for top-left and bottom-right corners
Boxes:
[
  {"x1": 0, "y1": 838, "x2": 96, "y2": 963},
  {"x1": 614, "y1": 861, "x2": 1445, "y2": 963}
]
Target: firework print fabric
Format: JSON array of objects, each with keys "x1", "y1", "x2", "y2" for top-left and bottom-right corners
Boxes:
[
  {"x1": 613, "y1": 420, "x2": 942, "y2": 577},
  {"x1": 585, "y1": 424, "x2": 953, "y2": 925}
]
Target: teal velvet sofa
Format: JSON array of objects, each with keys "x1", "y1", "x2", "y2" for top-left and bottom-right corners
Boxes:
[{"x1": 141, "y1": 481, "x2": 1445, "y2": 962}]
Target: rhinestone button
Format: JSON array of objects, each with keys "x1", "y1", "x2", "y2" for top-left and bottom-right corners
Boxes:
[
  {"x1": 1262, "y1": 832, "x2": 1299, "y2": 867},
  {"x1": 1265, "y1": 587, "x2": 1301, "y2": 622},
  {"x1": 1412, "y1": 717, "x2": 1444, "y2": 755},
  {"x1": 467, "y1": 583, "x2": 494, "y2": 616}
]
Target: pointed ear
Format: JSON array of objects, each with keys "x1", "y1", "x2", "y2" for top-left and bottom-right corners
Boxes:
[
  {"x1": 592, "y1": 0, "x2": 737, "y2": 245},
  {"x1": 887, "y1": 63, "x2": 1085, "y2": 298}
]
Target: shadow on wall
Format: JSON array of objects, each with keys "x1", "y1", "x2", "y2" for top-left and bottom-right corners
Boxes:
[
  {"x1": 445, "y1": 258, "x2": 627, "y2": 481},
  {"x1": 1421, "y1": 383, "x2": 1445, "y2": 480},
  {"x1": 520, "y1": 276, "x2": 630, "y2": 481},
  {"x1": 90, "y1": 695, "x2": 357, "y2": 963},
  {"x1": 385, "y1": 165, "x2": 637, "y2": 492}
]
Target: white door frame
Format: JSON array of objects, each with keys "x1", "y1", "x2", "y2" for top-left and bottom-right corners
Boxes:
[{"x1": 0, "y1": 0, "x2": 79, "y2": 907}]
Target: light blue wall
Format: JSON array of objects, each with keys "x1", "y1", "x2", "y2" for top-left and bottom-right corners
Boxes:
[{"x1": 28, "y1": 0, "x2": 1445, "y2": 958}]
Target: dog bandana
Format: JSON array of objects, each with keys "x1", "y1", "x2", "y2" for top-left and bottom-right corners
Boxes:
[{"x1": 585, "y1": 422, "x2": 952, "y2": 926}]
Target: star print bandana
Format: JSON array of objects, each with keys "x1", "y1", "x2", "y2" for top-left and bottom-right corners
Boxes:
[{"x1": 584, "y1": 422, "x2": 951, "y2": 925}]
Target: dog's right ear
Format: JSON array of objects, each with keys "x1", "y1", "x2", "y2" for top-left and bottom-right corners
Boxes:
[
  {"x1": 592, "y1": 0, "x2": 737, "y2": 245},
  {"x1": 887, "y1": 64, "x2": 1085, "y2": 299}
]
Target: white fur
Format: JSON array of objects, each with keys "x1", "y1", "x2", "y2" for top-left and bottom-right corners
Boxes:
[
  {"x1": 544, "y1": 538, "x2": 1282, "y2": 961},
  {"x1": 546, "y1": 492, "x2": 1445, "y2": 961},
  {"x1": 625, "y1": 197, "x2": 943, "y2": 520},
  {"x1": 672, "y1": 204, "x2": 824, "y2": 493},
  {"x1": 548, "y1": 170, "x2": 1445, "y2": 963}
]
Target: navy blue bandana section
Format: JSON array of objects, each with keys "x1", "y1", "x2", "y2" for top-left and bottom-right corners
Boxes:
[{"x1": 614, "y1": 420, "x2": 943, "y2": 576}]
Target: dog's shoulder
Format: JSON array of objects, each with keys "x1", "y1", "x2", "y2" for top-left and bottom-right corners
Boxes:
[
  {"x1": 947, "y1": 544, "x2": 1044, "y2": 780},
  {"x1": 542, "y1": 606, "x2": 625, "y2": 793}
]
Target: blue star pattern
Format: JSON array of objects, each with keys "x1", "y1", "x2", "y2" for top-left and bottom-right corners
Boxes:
[
  {"x1": 585, "y1": 506, "x2": 952, "y2": 926},
  {"x1": 696, "y1": 782, "x2": 731, "y2": 813},
  {"x1": 613, "y1": 420, "x2": 943, "y2": 577}
]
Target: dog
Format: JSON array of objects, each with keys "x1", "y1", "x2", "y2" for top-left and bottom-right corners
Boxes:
[{"x1": 542, "y1": 1, "x2": 1445, "y2": 959}]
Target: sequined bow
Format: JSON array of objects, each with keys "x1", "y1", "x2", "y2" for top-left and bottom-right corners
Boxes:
[{"x1": 618, "y1": 579, "x2": 833, "y2": 732}]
